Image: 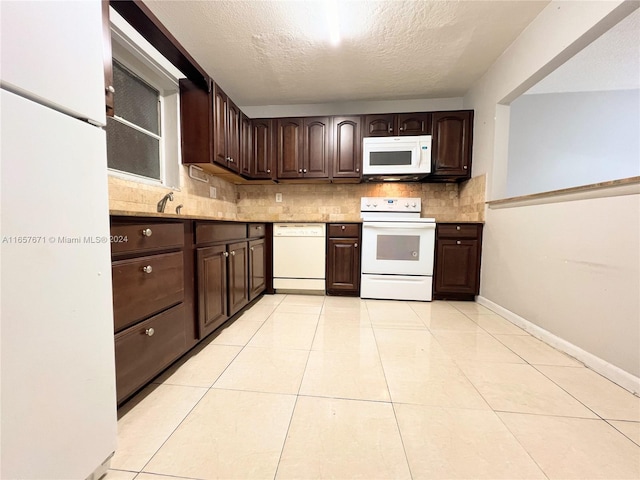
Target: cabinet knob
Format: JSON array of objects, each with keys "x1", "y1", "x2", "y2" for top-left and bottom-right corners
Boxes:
[
  {"x1": 299, "y1": 169, "x2": 302, "y2": 173},
  {"x1": 303, "y1": 168, "x2": 307, "y2": 173},
  {"x1": 356, "y1": 168, "x2": 360, "y2": 172},
  {"x1": 142, "y1": 265, "x2": 153, "y2": 274},
  {"x1": 463, "y1": 165, "x2": 468, "y2": 169},
  {"x1": 142, "y1": 228, "x2": 152, "y2": 237},
  {"x1": 388, "y1": 124, "x2": 393, "y2": 133},
  {"x1": 250, "y1": 246, "x2": 254, "y2": 251},
  {"x1": 229, "y1": 158, "x2": 235, "y2": 163},
  {"x1": 267, "y1": 169, "x2": 271, "y2": 173},
  {"x1": 230, "y1": 250, "x2": 236, "y2": 256},
  {"x1": 456, "y1": 241, "x2": 461, "y2": 245},
  {"x1": 223, "y1": 251, "x2": 229, "y2": 257},
  {"x1": 341, "y1": 225, "x2": 346, "y2": 230},
  {"x1": 354, "y1": 243, "x2": 358, "y2": 248},
  {"x1": 399, "y1": 126, "x2": 404, "y2": 131},
  {"x1": 456, "y1": 226, "x2": 461, "y2": 230},
  {"x1": 106, "y1": 85, "x2": 115, "y2": 93},
  {"x1": 145, "y1": 328, "x2": 155, "y2": 337}
]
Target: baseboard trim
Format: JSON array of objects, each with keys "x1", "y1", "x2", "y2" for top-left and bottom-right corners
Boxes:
[{"x1": 476, "y1": 296, "x2": 640, "y2": 395}]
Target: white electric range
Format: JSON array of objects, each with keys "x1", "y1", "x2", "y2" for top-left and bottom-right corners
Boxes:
[{"x1": 360, "y1": 197, "x2": 436, "y2": 301}]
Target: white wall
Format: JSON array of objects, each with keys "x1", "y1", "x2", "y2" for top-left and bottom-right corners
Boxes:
[
  {"x1": 507, "y1": 89, "x2": 640, "y2": 196},
  {"x1": 464, "y1": 0, "x2": 640, "y2": 386}
]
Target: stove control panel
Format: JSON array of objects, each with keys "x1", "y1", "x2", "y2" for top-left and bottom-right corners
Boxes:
[{"x1": 360, "y1": 197, "x2": 421, "y2": 213}]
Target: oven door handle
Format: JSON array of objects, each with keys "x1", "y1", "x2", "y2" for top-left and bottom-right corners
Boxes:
[{"x1": 363, "y1": 222, "x2": 435, "y2": 230}]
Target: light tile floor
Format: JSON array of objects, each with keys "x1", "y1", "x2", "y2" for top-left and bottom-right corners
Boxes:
[{"x1": 107, "y1": 295, "x2": 640, "y2": 480}]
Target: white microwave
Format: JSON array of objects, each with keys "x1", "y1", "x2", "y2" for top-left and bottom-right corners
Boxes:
[{"x1": 362, "y1": 135, "x2": 432, "y2": 181}]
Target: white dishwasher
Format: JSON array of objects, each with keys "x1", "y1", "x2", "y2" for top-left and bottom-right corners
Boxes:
[{"x1": 273, "y1": 223, "x2": 326, "y2": 293}]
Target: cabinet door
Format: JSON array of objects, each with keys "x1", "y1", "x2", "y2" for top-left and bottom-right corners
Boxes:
[
  {"x1": 303, "y1": 116, "x2": 330, "y2": 178},
  {"x1": 332, "y1": 116, "x2": 362, "y2": 179},
  {"x1": 364, "y1": 114, "x2": 394, "y2": 136},
  {"x1": 327, "y1": 238, "x2": 360, "y2": 295},
  {"x1": 197, "y1": 245, "x2": 228, "y2": 337},
  {"x1": 397, "y1": 112, "x2": 431, "y2": 136},
  {"x1": 228, "y1": 241, "x2": 249, "y2": 315},
  {"x1": 276, "y1": 118, "x2": 303, "y2": 178},
  {"x1": 239, "y1": 112, "x2": 252, "y2": 177},
  {"x1": 226, "y1": 98, "x2": 241, "y2": 172},
  {"x1": 251, "y1": 119, "x2": 274, "y2": 179},
  {"x1": 431, "y1": 111, "x2": 473, "y2": 179},
  {"x1": 179, "y1": 78, "x2": 212, "y2": 165},
  {"x1": 249, "y1": 238, "x2": 266, "y2": 300},
  {"x1": 434, "y1": 239, "x2": 479, "y2": 295},
  {"x1": 212, "y1": 85, "x2": 228, "y2": 167}
]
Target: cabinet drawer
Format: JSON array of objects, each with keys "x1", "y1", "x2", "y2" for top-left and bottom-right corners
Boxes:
[
  {"x1": 248, "y1": 223, "x2": 266, "y2": 238},
  {"x1": 110, "y1": 222, "x2": 183, "y2": 255},
  {"x1": 114, "y1": 304, "x2": 187, "y2": 403},
  {"x1": 112, "y1": 251, "x2": 184, "y2": 332},
  {"x1": 437, "y1": 223, "x2": 482, "y2": 239},
  {"x1": 328, "y1": 224, "x2": 360, "y2": 238},
  {"x1": 196, "y1": 222, "x2": 247, "y2": 245}
]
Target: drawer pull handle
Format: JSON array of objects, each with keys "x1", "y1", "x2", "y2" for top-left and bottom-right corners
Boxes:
[
  {"x1": 142, "y1": 265, "x2": 153, "y2": 274},
  {"x1": 456, "y1": 241, "x2": 461, "y2": 245},
  {"x1": 142, "y1": 228, "x2": 153, "y2": 237},
  {"x1": 223, "y1": 252, "x2": 229, "y2": 257},
  {"x1": 230, "y1": 250, "x2": 236, "y2": 256},
  {"x1": 145, "y1": 328, "x2": 155, "y2": 337}
]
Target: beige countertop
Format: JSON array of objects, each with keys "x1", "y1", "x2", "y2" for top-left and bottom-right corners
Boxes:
[{"x1": 110, "y1": 211, "x2": 484, "y2": 224}]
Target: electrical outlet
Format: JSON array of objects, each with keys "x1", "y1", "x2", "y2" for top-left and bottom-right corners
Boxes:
[
  {"x1": 209, "y1": 186, "x2": 217, "y2": 199},
  {"x1": 275, "y1": 193, "x2": 282, "y2": 203}
]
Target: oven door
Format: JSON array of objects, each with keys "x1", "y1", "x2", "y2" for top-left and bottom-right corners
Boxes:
[{"x1": 361, "y1": 222, "x2": 436, "y2": 275}]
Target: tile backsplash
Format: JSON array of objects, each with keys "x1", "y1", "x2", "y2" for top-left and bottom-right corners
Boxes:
[
  {"x1": 109, "y1": 167, "x2": 485, "y2": 223},
  {"x1": 108, "y1": 167, "x2": 237, "y2": 219},
  {"x1": 236, "y1": 174, "x2": 485, "y2": 222}
]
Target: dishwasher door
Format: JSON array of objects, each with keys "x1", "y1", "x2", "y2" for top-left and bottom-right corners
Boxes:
[{"x1": 273, "y1": 223, "x2": 326, "y2": 291}]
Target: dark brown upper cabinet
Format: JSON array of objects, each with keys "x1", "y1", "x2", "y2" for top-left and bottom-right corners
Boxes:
[
  {"x1": 179, "y1": 78, "x2": 213, "y2": 165},
  {"x1": 251, "y1": 119, "x2": 275, "y2": 179},
  {"x1": 276, "y1": 117, "x2": 330, "y2": 180},
  {"x1": 332, "y1": 116, "x2": 362, "y2": 181},
  {"x1": 213, "y1": 85, "x2": 240, "y2": 173},
  {"x1": 239, "y1": 112, "x2": 252, "y2": 177},
  {"x1": 430, "y1": 110, "x2": 473, "y2": 181},
  {"x1": 364, "y1": 113, "x2": 431, "y2": 137}
]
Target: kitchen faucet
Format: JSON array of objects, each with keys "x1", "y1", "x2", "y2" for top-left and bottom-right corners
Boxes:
[{"x1": 157, "y1": 192, "x2": 174, "y2": 213}]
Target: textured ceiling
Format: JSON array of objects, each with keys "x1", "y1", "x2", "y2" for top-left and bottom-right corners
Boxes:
[
  {"x1": 527, "y1": 8, "x2": 640, "y2": 94},
  {"x1": 143, "y1": 0, "x2": 550, "y2": 106}
]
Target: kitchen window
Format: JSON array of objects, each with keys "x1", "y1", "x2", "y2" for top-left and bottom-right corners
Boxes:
[
  {"x1": 107, "y1": 7, "x2": 182, "y2": 188},
  {"x1": 107, "y1": 60, "x2": 162, "y2": 180}
]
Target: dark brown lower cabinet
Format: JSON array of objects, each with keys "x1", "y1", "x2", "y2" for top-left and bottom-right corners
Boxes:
[
  {"x1": 326, "y1": 223, "x2": 361, "y2": 296},
  {"x1": 114, "y1": 304, "x2": 187, "y2": 403},
  {"x1": 228, "y1": 241, "x2": 249, "y2": 316},
  {"x1": 197, "y1": 244, "x2": 229, "y2": 337},
  {"x1": 110, "y1": 218, "x2": 196, "y2": 405},
  {"x1": 433, "y1": 223, "x2": 483, "y2": 300},
  {"x1": 249, "y1": 238, "x2": 266, "y2": 299}
]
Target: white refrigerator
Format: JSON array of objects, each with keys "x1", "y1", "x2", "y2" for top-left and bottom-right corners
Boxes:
[{"x1": 1, "y1": 1, "x2": 117, "y2": 479}]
